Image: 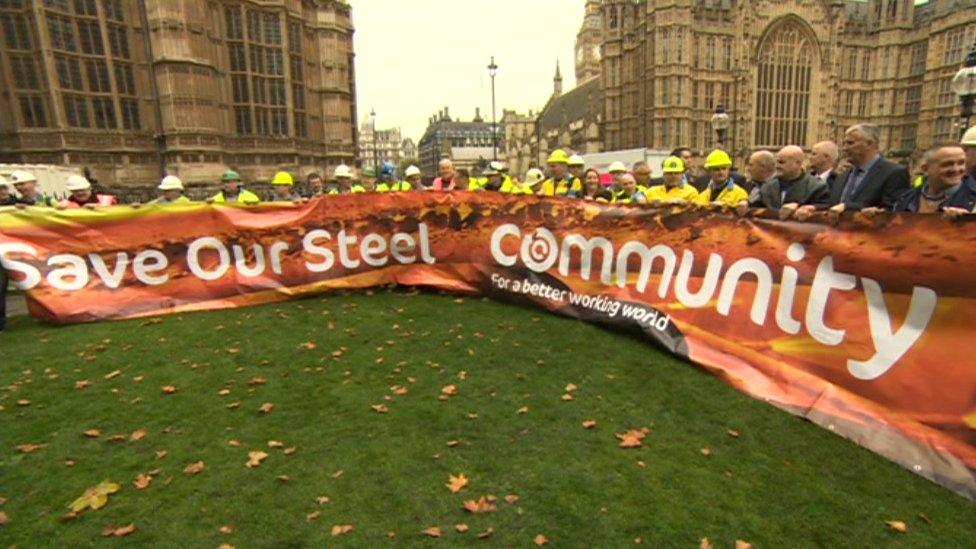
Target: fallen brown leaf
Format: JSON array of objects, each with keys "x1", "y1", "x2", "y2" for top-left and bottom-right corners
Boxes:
[
  {"x1": 565, "y1": 382, "x2": 578, "y2": 392},
  {"x1": 284, "y1": 446, "x2": 297, "y2": 455},
  {"x1": 462, "y1": 495, "x2": 497, "y2": 514},
  {"x1": 228, "y1": 439, "x2": 241, "y2": 447},
  {"x1": 441, "y1": 384, "x2": 458, "y2": 396},
  {"x1": 130, "y1": 429, "x2": 147, "y2": 441},
  {"x1": 504, "y1": 494, "x2": 519, "y2": 504},
  {"x1": 101, "y1": 523, "x2": 136, "y2": 537},
  {"x1": 422, "y1": 526, "x2": 442, "y2": 537},
  {"x1": 267, "y1": 440, "x2": 284, "y2": 448},
  {"x1": 0, "y1": 510, "x2": 8, "y2": 525},
  {"x1": 535, "y1": 534, "x2": 549, "y2": 546},
  {"x1": 16, "y1": 443, "x2": 45, "y2": 453},
  {"x1": 75, "y1": 379, "x2": 91, "y2": 389},
  {"x1": 331, "y1": 524, "x2": 354, "y2": 536},
  {"x1": 582, "y1": 420, "x2": 597, "y2": 429},
  {"x1": 275, "y1": 475, "x2": 290, "y2": 482},
  {"x1": 446, "y1": 440, "x2": 459, "y2": 447},
  {"x1": 735, "y1": 541, "x2": 754, "y2": 549},
  {"x1": 446, "y1": 473, "x2": 469, "y2": 493},
  {"x1": 886, "y1": 520, "x2": 908, "y2": 533},
  {"x1": 700, "y1": 538, "x2": 713, "y2": 549},
  {"x1": 16, "y1": 399, "x2": 30, "y2": 407},
  {"x1": 183, "y1": 461, "x2": 205, "y2": 474},
  {"x1": 104, "y1": 370, "x2": 123, "y2": 380},
  {"x1": 616, "y1": 428, "x2": 650, "y2": 448},
  {"x1": 561, "y1": 393, "x2": 574, "y2": 401},
  {"x1": 700, "y1": 448, "x2": 713, "y2": 457},
  {"x1": 248, "y1": 376, "x2": 267, "y2": 386},
  {"x1": 133, "y1": 474, "x2": 152, "y2": 489},
  {"x1": 371, "y1": 404, "x2": 389, "y2": 414},
  {"x1": 331, "y1": 469, "x2": 344, "y2": 479},
  {"x1": 316, "y1": 496, "x2": 330, "y2": 504},
  {"x1": 83, "y1": 429, "x2": 102, "y2": 438},
  {"x1": 219, "y1": 525, "x2": 235, "y2": 534},
  {"x1": 246, "y1": 451, "x2": 268, "y2": 468},
  {"x1": 516, "y1": 406, "x2": 529, "y2": 415},
  {"x1": 727, "y1": 429, "x2": 740, "y2": 438},
  {"x1": 259, "y1": 402, "x2": 274, "y2": 414},
  {"x1": 306, "y1": 511, "x2": 321, "y2": 521},
  {"x1": 455, "y1": 523, "x2": 469, "y2": 533},
  {"x1": 477, "y1": 527, "x2": 494, "y2": 539},
  {"x1": 161, "y1": 385, "x2": 178, "y2": 394}
]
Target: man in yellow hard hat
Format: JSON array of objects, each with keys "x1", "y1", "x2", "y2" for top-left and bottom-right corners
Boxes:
[
  {"x1": 645, "y1": 156, "x2": 699, "y2": 204},
  {"x1": 538, "y1": 149, "x2": 582, "y2": 196},
  {"x1": 694, "y1": 149, "x2": 748, "y2": 207},
  {"x1": 269, "y1": 171, "x2": 301, "y2": 202},
  {"x1": 210, "y1": 170, "x2": 261, "y2": 204}
]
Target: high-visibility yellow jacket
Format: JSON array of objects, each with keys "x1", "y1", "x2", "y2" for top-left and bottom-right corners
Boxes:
[
  {"x1": 645, "y1": 184, "x2": 699, "y2": 202},
  {"x1": 538, "y1": 176, "x2": 582, "y2": 197},
  {"x1": 694, "y1": 181, "x2": 749, "y2": 207},
  {"x1": 388, "y1": 181, "x2": 413, "y2": 191},
  {"x1": 211, "y1": 189, "x2": 261, "y2": 204}
]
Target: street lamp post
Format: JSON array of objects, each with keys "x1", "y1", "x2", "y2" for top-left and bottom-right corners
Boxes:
[
  {"x1": 370, "y1": 109, "x2": 378, "y2": 173},
  {"x1": 710, "y1": 106, "x2": 731, "y2": 148},
  {"x1": 487, "y1": 56, "x2": 499, "y2": 161},
  {"x1": 951, "y1": 40, "x2": 976, "y2": 136}
]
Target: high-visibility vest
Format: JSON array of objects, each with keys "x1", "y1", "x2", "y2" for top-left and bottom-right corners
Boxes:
[
  {"x1": 151, "y1": 195, "x2": 191, "y2": 204},
  {"x1": 694, "y1": 180, "x2": 748, "y2": 207},
  {"x1": 539, "y1": 176, "x2": 582, "y2": 197},
  {"x1": 389, "y1": 181, "x2": 413, "y2": 191},
  {"x1": 61, "y1": 194, "x2": 118, "y2": 208},
  {"x1": 644, "y1": 184, "x2": 699, "y2": 202},
  {"x1": 211, "y1": 189, "x2": 261, "y2": 204}
]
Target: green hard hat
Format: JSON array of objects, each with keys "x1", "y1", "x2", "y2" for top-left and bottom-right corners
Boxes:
[
  {"x1": 363, "y1": 167, "x2": 376, "y2": 178},
  {"x1": 221, "y1": 169, "x2": 242, "y2": 182}
]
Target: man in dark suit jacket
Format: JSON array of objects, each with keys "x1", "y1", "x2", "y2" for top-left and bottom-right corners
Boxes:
[
  {"x1": 752, "y1": 146, "x2": 830, "y2": 217},
  {"x1": 828, "y1": 124, "x2": 909, "y2": 211}
]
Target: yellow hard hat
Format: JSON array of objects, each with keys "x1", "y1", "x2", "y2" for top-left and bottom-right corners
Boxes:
[
  {"x1": 271, "y1": 171, "x2": 294, "y2": 186},
  {"x1": 547, "y1": 149, "x2": 570, "y2": 164},
  {"x1": 962, "y1": 126, "x2": 976, "y2": 146},
  {"x1": 703, "y1": 150, "x2": 733, "y2": 169},
  {"x1": 662, "y1": 156, "x2": 686, "y2": 174}
]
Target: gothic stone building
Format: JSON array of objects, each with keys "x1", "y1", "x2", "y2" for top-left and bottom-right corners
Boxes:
[
  {"x1": 0, "y1": 0, "x2": 358, "y2": 187},
  {"x1": 600, "y1": 0, "x2": 976, "y2": 163}
]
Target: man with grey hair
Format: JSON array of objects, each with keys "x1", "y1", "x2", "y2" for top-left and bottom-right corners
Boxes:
[
  {"x1": 809, "y1": 140, "x2": 839, "y2": 186},
  {"x1": 825, "y1": 123, "x2": 909, "y2": 215},
  {"x1": 746, "y1": 150, "x2": 776, "y2": 195}
]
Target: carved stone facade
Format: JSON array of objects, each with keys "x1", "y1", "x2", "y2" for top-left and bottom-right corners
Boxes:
[
  {"x1": 575, "y1": 0, "x2": 603, "y2": 84},
  {"x1": 601, "y1": 0, "x2": 976, "y2": 163},
  {"x1": 0, "y1": 0, "x2": 358, "y2": 187}
]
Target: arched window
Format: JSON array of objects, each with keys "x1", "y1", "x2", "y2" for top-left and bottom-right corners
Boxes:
[{"x1": 754, "y1": 21, "x2": 815, "y2": 148}]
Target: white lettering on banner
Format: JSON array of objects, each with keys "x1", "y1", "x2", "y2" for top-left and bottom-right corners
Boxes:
[
  {"x1": 0, "y1": 223, "x2": 435, "y2": 291},
  {"x1": 489, "y1": 224, "x2": 938, "y2": 379}
]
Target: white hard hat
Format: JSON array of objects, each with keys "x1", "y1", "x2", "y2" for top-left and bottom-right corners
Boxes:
[
  {"x1": 608, "y1": 161, "x2": 627, "y2": 174},
  {"x1": 65, "y1": 174, "x2": 91, "y2": 192},
  {"x1": 9, "y1": 170, "x2": 37, "y2": 185},
  {"x1": 962, "y1": 126, "x2": 976, "y2": 146},
  {"x1": 158, "y1": 175, "x2": 184, "y2": 191},
  {"x1": 568, "y1": 154, "x2": 585, "y2": 167},
  {"x1": 522, "y1": 168, "x2": 545, "y2": 188},
  {"x1": 334, "y1": 164, "x2": 353, "y2": 179},
  {"x1": 404, "y1": 165, "x2": 421, "y2": 178},
  {"x1": 489, "y1": 160, "x2": 506, "y2": 173}
]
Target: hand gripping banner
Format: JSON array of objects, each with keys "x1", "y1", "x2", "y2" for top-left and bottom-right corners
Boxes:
[{"x1": 1, "y1": 192, "x2": 974, "y2": 498}]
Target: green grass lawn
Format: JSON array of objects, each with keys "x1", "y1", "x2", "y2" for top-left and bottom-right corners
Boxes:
[{"x1": 1, "y1": 289, "x2": 973, "y2": 547}]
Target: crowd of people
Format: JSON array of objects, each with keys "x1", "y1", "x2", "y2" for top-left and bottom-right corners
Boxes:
[{"x1": 2, "y1": 122, "x2": 975, "y2": 332}]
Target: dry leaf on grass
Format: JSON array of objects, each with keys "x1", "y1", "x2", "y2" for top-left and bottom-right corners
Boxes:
[
  {"x1": 462, "y1": 496, "x2": 497, "y2": 514},
  {"x1": 130, "y1": 429, "x2": 147, "y2": 441},
  {"x1": 258, "y1": 402, "x2": 274, "y2": 414},
  {"x1": 183, "y1": 461, "x2": 205, "y2": 474},
  {"x1": 504, "y1": 494, "x2": 519, "y2": 504},
  {"x1": 83, "y1": 429, "x2": 101, "y2": 438},
  {"x1": 133, "y1": 474, "x2": 152, "y2": 490},
  {"x1": 228, "y1": 439, "x2": 241, "y2": 447},
  {"x1": 727, "y1": 429, "x2": 740, "y2": 438},
  {"x1": 371, "y1": 404, "x2": 389, "y2": 414},
  {"x1": 441, "y1": 385, "x2": 458, "y2": 396},
  {"x1": 69, "y1": 481, "x2": 120, "y2": 513},
  {"x1": 886, "y1": 520, "x2": 908, "y2": 533},
  {"x1": 306, "y1": 511, "x2": 321, "y2": 521},
  {"x1": 561, "y1": 393, "x2": 574, "y2": 401},
  {"x1": 246, "y1": 451, "x2": 268, "y2": 468},
  {"x1": 0, "y1": 511, "x2": 8, "y2": 525},
  {"x1": 446, "y1": 473, "x2": 469, "y2": 493},
  {"x1": 219, "y1": 525, "x2": 235, "y2": 534},
  {"x1": 534, "y1": 534, "x2": 549, "y2": 545},
  {"x1": 455, "y1": 523, "x2": 469, "y2": 533},
  {"x1": 267, "y1": 440, "x2": 284, "y2": 449},
  {"x1": 316, "y1": 496, "x2": 330, "y2": 504},
  {"x1": 161, "y1": 386, "x2": 178, "y2": 394},
  {"x1": 700, "y1": 448, "x2": 713, "y2": 457},
  {"x1": 735, "y1": 541, "x2": 754, "y2": 549},
  {"x1": 331, "y1": 524, "x2": 354, "y2": 536},
  {"x1": 422, "y1": 526, "x2": 442, "y2": 537},
  {"x1": 477, "y1": 527, "x2": 494, "y2": 539},
  {"x1": 582, "y1": 420, "x2": 597, "y2": 429},
  {"x1": 700, "y1": 538, "x2": 713, "y2": 549},
  {"x1": 565, "y1": 383, "x2": 578, "y2": 392},
  {"x1": 16, "y1": 399, "x2": 30, "y2": 406},
  {"x1": 104, "y1": 370, "x2": 123, "y2": 380},
  {"x1": 516, "y1": 406, "x2": 529, "y2": 415},
  {"x1": 101, "y1": 523, "x2": 136, "y2": 537},
  {"x1": 616, "y1": 428, "x2": 650, "y2": 448}
]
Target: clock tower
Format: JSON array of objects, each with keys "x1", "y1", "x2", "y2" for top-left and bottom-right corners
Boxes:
[{"x1": 575, "y1": 0, "x2": 603, "y2": 84}]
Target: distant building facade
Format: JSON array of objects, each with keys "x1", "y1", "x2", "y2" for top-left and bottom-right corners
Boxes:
[
  {"x1": 0, "y1": 0, "x2": 358, "y2": 187},
  {"x1": 575, "y1": 0, "x2": 603, "y2": 84},
  {"x1": 358, "y1": 119, "x2": 410, "y2": 172},
  {"x1": 401, "y1": 137, "x2": 417, "y2": 161},
  {"x1": 417, "y1": 107, "x2": 502, "y2": 175},
  {"x1": 600, "y1": 0, "x2": 976, "y2": 162}
]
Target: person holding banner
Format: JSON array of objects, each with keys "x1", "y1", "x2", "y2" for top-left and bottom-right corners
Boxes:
[
  {"x1": 0, "y1": 176, "x2": 16, "y2": 206},
  {"x1": 611, "y1": 173, "x2": 647, "y2": 204},
  {"x1": 751, "y1": 146, "x2": 830, "y2": 219},
  {"x1": 209, "y1": 170, "x2": 261, "y2": 204},
  {"x1": 889, "y1": 144, "x2": 972, "y2": 215},
  {"x1": 538, "y1": 150, "x2": 582, "y2": 197},
  {"x1": 520, "y1": 168, "x2": 546, "y2": 195},
  {"x1": 9, "y1": 171, "x2": 55, "y2": 208},
  {"x1": 568, "y1": 154, "x2": 586, "y2": 183},
  {"x1": 430, "y1": 159, "x2": 457, "y2": 191},
  {"x1": 332, "y1": 165, "x2": 365, "y2": 194},
  {"x1": 694, "y1": 150, "x2": 749, "y2": 207},
  {"x1": 57, "y1": 174, "x2": 118, "y2": 209},
  {"x1": 375, "y1": 162, "x2": 398, "y2": 192},
  {"x1": 151, "y1": 176, "x2": 191, "y2": 205},
  {"x1": 304, "y1": 173, "x2": 326, "y2": 198},
  {"x1": 269, "y1": 172, "x2": 302, "y2": 203},
  {"x1": 573, "y1": 168, "x2": 612, "y2": 202},
  {"x1": 645, "y1": 156, "x2": 699, "y2": 204},
  {"x1": 391, "y1": 166, "x2": 420, "y2": 192}
]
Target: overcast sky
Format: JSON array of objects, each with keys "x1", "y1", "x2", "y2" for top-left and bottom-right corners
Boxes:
[{"x1": 350, "y1": 0, "x2": 584, "y2": 143}]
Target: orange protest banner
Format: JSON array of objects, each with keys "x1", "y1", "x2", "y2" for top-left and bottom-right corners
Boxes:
[{"x1": 1, "y1": 192, "x2": 974, "y2": 498}]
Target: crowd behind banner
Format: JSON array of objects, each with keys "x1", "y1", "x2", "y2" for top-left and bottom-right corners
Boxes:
[{"x1": 2, "y1": 122, "x2": 976, "y2": 332}]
